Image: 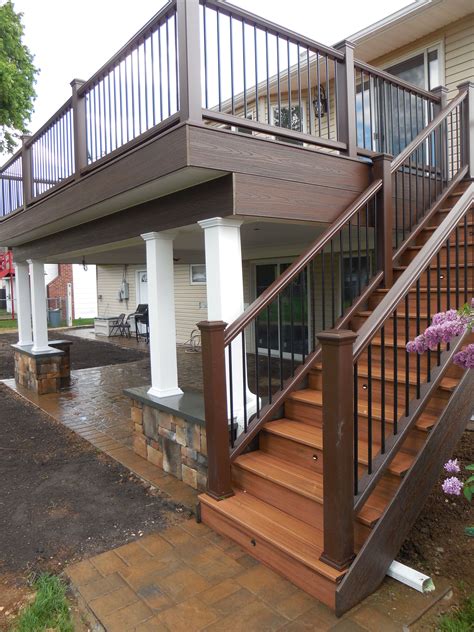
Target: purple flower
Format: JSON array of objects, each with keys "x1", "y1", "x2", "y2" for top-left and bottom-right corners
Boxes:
[
  {"x1": 444, "y1": 459, "x2": 460, "y2": 474},
  {"x1": 442, "y1": 476, "x2": 464, "y2": 496},
  {"x1": 453, "y1": 344, "x2": 474, "y2": 369}
]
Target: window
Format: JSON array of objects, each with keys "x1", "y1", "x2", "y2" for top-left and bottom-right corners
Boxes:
[
  {"x1": 385, "y1": 46, "x2": 441, "y2": 91},
  {"x1": 190, "y1": 264, "x2": 206, "y2": 285},
  {"x1": 271, "y1": 104, "x2": 305, "y2": 133}
]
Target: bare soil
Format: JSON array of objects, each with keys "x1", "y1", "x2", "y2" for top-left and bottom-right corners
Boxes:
[
  {"x1": 0, "y1": 383, "x2": 187, "y2": 629},
  {"x1": 0, "y1": 331, "x2": 146, "y2": 379},
  {"x1": 400, "y1": 431, "x2": 474, "y2": 588}
]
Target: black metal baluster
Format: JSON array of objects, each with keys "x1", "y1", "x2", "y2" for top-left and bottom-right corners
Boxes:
[
  {"x1": 254, "y1": 316, "x2": 260, "y2": 417},
  {"x1": 354, "y1": 362, "x2": 359, "y2": 494},
  {"x1": 393, "y1": 310, "x2": 398, "y2": 434},
  {"x1": 330, "y1": 239, "x2": 335, "y2": 326},
  {"x1": 242, "y1": 19, "x2": 247, "y2": 118},
  {"x1": 278, "y1": 293, "x2": 284, "y2": 389},
  {"x1": 455, "y1": 226, "x2": 460, "y2": 308},
  {"x1": 267, "y1": 305, "x2": 272, "y2": 404},
  {"x1": 416, "y1": 279, "x2": 421, "y2": 399},
  {"x1": 254, "y1": 25, "x2": 259, "y2": 122},
  {"x1": 228, "y1": 344, "x2": 234, "y2": 447},
  {"x1": 426, "y1": 267, "x2": 431, "y2": 383},
  {"x1": 216, "y1": 9, "x2": 221, "y2": 111},
  {"x1": 242, "y1": 331, "x2": 248, "y2": 433},
  {"x1": 464, "y1": 215, "x2": 468, "y2": 305},
  {"x1": 290, "y1": 281, "x2": 295, "y2": 375},
  {"x1": 405, "y1": 295, "x2": 410, "y2": 417},
  {"x1": 367, "y1": 344, "x2": 373, "y2": 475},
  {"x1": 380, "y1": 326, "x2": 386, "y2": 453}
]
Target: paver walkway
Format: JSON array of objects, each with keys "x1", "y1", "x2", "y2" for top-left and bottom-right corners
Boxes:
[{"x1": 67, "y1": 520, "x2": 454, "y2": 632}]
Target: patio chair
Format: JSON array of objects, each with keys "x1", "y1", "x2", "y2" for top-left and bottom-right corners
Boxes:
[{"x1": 109, "y1": 313, "x2": 129, "y2": 337}]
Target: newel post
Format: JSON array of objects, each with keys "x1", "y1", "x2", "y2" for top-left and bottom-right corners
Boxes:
[
  {"x1": 335, "y1": 40, "x2": 357, "y2": 158},
  {"x1": 20, "y1": 134, "x2": 32, "y2": 207},
  {"x1": 373, "y1": 153, "x2": 394, "y2": 287},
  {"x1": 458, "y1": 81, "x2": 474, "y2": 179},
  {"x1": 197, "y1": 320, "x2": 234, "y2": 500},
  {"x1": 176, "y1": 0, "x2": 202, "y2": 123},
  {"x1": 70, "y1": 79, "x2": 87, "y2": 178},
  {"x1": 318, "y1": 329, "x2": 357, "y2": 571}
]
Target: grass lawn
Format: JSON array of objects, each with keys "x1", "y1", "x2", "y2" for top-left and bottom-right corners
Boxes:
[
  {"x1": 0, "y1": 319, "x2": 17, "y2": 329},
  {"x1": 11, "y1": 574, "x2": 73, "y2": 632},
  {"x1": 0, "y1": 317, "x2": 94, "y2": 332},
  {"x1": 438, "y1": 595, "x2": 474, "y2": 632}
]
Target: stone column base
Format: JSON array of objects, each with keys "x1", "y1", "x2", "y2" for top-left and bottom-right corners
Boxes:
[
  {"x1": 126, "y1": 387, "x2": 207, "y2": 491},
  {"x1": 13, "y1": 340, "x2": 72, "y2": 395}
]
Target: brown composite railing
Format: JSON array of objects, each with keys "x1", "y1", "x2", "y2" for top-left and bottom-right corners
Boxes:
[
  {"x1": 0, "y1": 0, "x2": 444, "y2": 217},
  {"x1": 354, "y1": 60, "x2": 439, "y2": 155},
  {"x1": 0, "y1": 151, "x2": 23, "y2": 217}
]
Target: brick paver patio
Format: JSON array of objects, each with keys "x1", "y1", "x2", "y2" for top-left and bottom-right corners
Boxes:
[{"x1": 67, "y1": 520, "x2": 454, "y2": 632}]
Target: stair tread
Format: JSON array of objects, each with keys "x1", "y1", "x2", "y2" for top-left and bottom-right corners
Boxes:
[
  {"x1": 287, "y1": 389, "x2": 437, "y2": 430},
  {"x1": 199, "y1": 490, "x2": 344, "y2": 582},
  {"x1": 235, "y1": 451, "x2": 390, "y2": 526},
  {"x1": 263, "y1": 419, "x2": 414, "y2": 476}
]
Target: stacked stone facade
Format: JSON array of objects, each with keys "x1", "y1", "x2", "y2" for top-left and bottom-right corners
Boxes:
[
  {"x1": 14, "y1": 341, "x2": 71, "y2": 394},
  {"x1": 131, "y1": 399, "x2": 208, "y2": 491}
]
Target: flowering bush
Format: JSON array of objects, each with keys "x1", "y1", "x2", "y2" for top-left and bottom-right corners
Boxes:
[
  {"x1": 407, "y1": 299, "x2": 474, "y2": 536},
  {"x1": 406, "y1": 299, "x2": 474, "y2": 367}
]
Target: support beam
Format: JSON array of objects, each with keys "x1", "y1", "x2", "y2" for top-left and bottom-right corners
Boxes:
[
  {"x1": 27, "y1": 259, "x2": 50, "y2": 353},
  {"x1": 198, "y1": 217, "x2": 256, "y2": 426},
  {"x1": 141, "y1": 231, "x2": 182, "y2": 398},
  {"x1": 14, "y1": 261, "x2": 33, "y2": 346}
]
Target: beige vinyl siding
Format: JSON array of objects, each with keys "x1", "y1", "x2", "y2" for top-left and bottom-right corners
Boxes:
[
  {"x1": 369, "y1": 15, "x2": 474, "y2": 98},
  {"x1": 97, "y1": 265, "x2": 139, "y2": 318},
  {"x1": 97, "y1": 264, "x2": 208, "y2": 344},
  {"x1": 174, "y1": 265, "x2": 208, "y2": 343}
]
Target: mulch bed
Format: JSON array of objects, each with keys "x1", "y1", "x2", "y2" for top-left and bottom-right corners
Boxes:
[
  {"x1": 0, "y1": 331, "x2": 146, "y2": 379},
  {"x1": 0, "y1": 383, "x2": 187, "y2": 626}
]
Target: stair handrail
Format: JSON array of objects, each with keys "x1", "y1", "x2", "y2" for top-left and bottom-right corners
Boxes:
[
  {"x1": 391, "y1": 87, "x2": 468, "y2": 173},
  {"x1": 350, "y1": 183, "x2": 474, "y2": 512}
]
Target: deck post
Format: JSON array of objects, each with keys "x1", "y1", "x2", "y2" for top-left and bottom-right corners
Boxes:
[
  {"x1": 27, "y1": 259, "x2": 50, "y2": 353},
  {"x1": 198, "y1": 320, "x2": 233, "y2": 500},
  {"x1": 20, "y1": 135, "x2": 32, "y2": 207},
  {"x1": 141, "y1": 231, "x2": 183, "y2": 399},
  {"x1": 335, "y1": 40, "x2": 357, "y2": 158},
  {"x1": 431, "y1": 86, "x2": 448, "y2": 182},
  {"x1": 70, "y1": 79, "x2": 87, "y2": 178},
  {"x1": 176, "y1": 0, "x2": 202, "y2": 123},
  {"x1": 318, "y1": 329, "x2": 357, "y2": 571},
  {"x1": 14, "y1": 261, "x2": 33, "y2": 346},
  {"x1": 372, "y1": 153, "x2": 394, "y2": 287},
  {"x1": 458, "y1": 81, "x2": 474, "y2": 179}
]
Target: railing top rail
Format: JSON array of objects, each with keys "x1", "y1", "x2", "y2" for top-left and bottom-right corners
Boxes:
[
  {"x1": 353, "y1": 182, "x2": 474, "y2": 363},
  {"x1": 0, "y1": 148, "x2": 22, "y2": 174},
  {"x1": 224, "y1": 178, "x2": 383, "y2": 346},
  {"x1": 354, "y1": 59, "x2": 441, "y2": 103},
  {"x1": 391, "y1": 88, "x2": 467, "y2": 172},
  {"x1": 24, "y1": 97, "x2": 73, "y2": 149},
  {"x1": 201, "y1": 0, "x2": 344, "y2": 61},
  {"x1": 77, "y1": 0, "x2": 177, "y2": 95}
]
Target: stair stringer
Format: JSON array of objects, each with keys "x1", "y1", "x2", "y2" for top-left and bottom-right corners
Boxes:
[{"x1": 335, "y1": 367, "x2": 474, "y2": 616}]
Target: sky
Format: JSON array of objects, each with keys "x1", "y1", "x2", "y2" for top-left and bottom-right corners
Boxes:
[{"x1": 7, "y1": 0, "x2": 414, "y2": 157}]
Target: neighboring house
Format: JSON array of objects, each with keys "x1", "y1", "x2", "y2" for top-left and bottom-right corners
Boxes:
[
  {"x1": 0, "y1": 0, "x2": 472, "y2": 616},
  {"x1": 45, "y1": 263, "x2": 98, "y2": 321}
]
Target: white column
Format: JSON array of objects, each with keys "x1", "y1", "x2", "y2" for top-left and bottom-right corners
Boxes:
[
  {"x1": 198, "y1": 217, "x2": 257, "y2": 425},
  {"x1": 27, "y1": 259, "x2": 50, "y2": 353},
  {"x1": 141, "y1": 231, "x2": 183, "y2": 398},
  {"x1": 14, "y1": 261, "x2": 33, "y2": 346}
]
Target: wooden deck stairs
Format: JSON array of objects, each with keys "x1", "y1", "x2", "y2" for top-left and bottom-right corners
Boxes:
[{"x1": 199, "y1": 165, "x2": 474, "y2": 614}]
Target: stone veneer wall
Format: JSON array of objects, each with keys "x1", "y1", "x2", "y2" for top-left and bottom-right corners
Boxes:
[
  {"x1": 14, "y1": 341, "x2": 71, "y2": 394},
  {"x1": 131, "y1": 399, "x2": 208, "y2": 491}
]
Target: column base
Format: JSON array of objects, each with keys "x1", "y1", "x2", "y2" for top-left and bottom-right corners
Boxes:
[
  {"x1": 147, "y1": 385, "x2": 184, "y2": 399},
  {"x1": 13, "y1": 340, "x2": 72, "y2": 395}
]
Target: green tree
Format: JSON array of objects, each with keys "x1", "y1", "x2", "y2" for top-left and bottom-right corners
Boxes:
[{"x1": 0, "y1": 1, "x2": 37, "y2": 153}]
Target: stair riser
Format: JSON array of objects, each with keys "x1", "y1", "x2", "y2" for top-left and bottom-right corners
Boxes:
[
  {"x1": 393, "y1": 268, "x2": 473, "y2": 289},
  {"x1": 285, "y1": 399, "x2": 323, "y2": 426},
  {"x1": 351, "y1": 314, "x2": 467, "y2": 338},
  {"x1": 309, "y1": 371, "x2": 451, "y2": 405},
  {"x1": 232, "y1": 465, "x2": 370, "y2": 549},
  {"x1": 401, "y1": 245, "x2": 474, "y2": 266},
  {"x1": 200, "y1": 502, "x2": 337, "y2": 609},
  {"x1": 260, "y1": 432, "x2": 324, "y2": 475},
  {"x1": 414, "y1": 227, "x2": 474, "y2": 246},
  {"x1": 368, "y1": 291, "x2": 471, "y2": 312}
]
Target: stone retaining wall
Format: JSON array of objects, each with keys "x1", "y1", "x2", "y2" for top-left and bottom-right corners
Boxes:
[
  {"x1": 14, "y1": 341, "x2": 71, "y2": 395},
  {"x1": 130, "y1": 398, "x2": 208, "y2": 491}
]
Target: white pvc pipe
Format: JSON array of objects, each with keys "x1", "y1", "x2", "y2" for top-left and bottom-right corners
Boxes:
[{"x1": 387, "y1": 560, "x2": 435, "y2": 593}]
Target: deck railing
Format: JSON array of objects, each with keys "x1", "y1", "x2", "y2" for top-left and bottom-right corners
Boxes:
[{"x1": 0, "y1": 0, "x2": 444, "y2": 217}]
